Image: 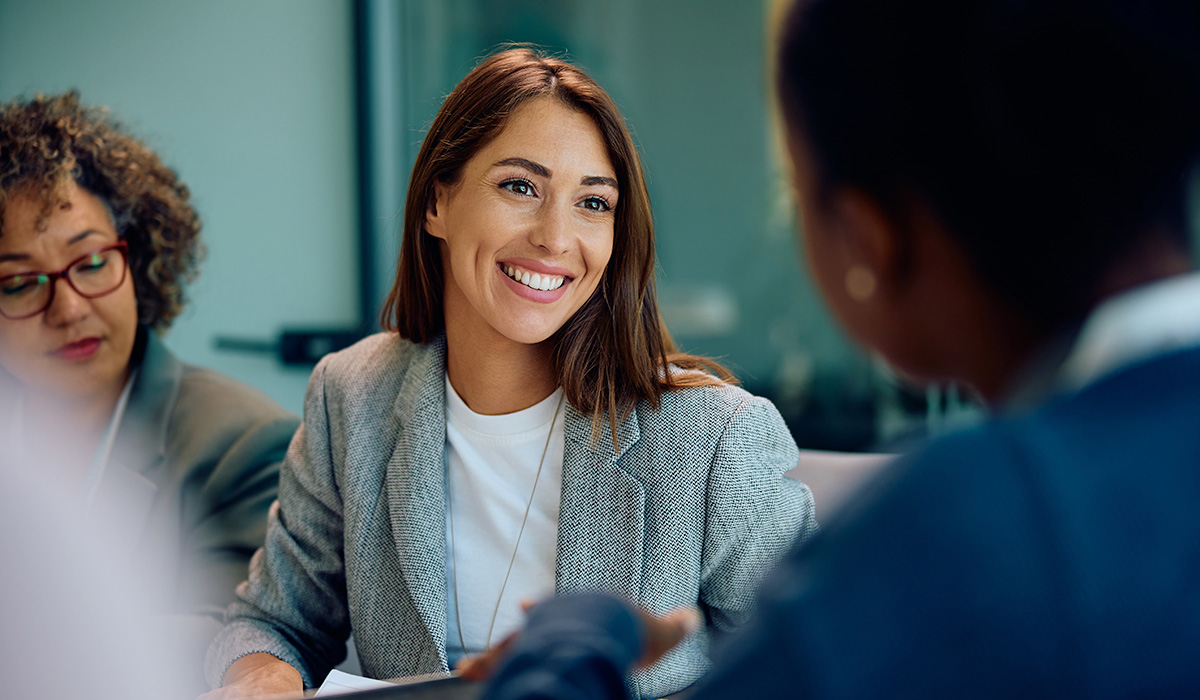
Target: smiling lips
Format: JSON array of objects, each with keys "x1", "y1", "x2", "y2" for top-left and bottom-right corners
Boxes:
[{"x1": 502, "y1": 263, "x2": 568, "y2": 292}]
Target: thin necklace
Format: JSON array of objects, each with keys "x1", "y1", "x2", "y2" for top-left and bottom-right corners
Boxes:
[{"x1": 447, "y1": 392, "x2": 565, "y2": 653}]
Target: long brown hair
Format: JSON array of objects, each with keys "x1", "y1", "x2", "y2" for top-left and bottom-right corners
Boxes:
[{"x1": 383, "y1": 47, "x2": 731, "y2": 439}]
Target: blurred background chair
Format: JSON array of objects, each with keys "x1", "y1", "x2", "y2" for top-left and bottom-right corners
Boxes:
[{"x1": 788, "y1": 450, "x2": 894, "y2": 520}]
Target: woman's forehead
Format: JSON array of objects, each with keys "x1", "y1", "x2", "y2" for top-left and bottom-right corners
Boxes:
[
  {"x1": 474, "y1": 98, "x2": 617, "y2": 179},
  {"x1": 0, "y1": 184, "x2": 118, "y2": 253}
]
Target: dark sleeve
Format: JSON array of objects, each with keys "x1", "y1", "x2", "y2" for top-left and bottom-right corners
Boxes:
[
  {"x1": 484, "y1": 595, "x2": 645, "y2": 700},
  {"x1": 693, "y1": 427, "x2": 1076, "y2": 699}
]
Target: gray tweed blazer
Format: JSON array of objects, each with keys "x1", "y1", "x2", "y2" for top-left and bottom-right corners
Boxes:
[{"x1": 207, "y1": 333, "x2": 815, "y2": 698}]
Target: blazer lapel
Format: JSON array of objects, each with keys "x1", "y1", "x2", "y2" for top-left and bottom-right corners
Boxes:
[
  {"x1": 98, "y1": 329, "x2": 174, "y2": 553},
  {"x1": 555, "y1": 406, "x2": 645, "y2": 601},
  {"x1": 383, "y1": 337, "x2": 451, "y2": 664}
]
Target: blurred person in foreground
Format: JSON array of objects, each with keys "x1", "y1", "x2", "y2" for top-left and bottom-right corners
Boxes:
[
  {"x1": 0, "y1": 92, "x2": 299, "y2": 691},
  {"x1": 465, "y1": 0, "x2": 1200, "y2": 697}
]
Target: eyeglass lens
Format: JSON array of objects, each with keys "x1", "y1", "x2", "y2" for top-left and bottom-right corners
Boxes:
[{"x1": 0, "y1": 248, "x2": 127, "y2": 318}]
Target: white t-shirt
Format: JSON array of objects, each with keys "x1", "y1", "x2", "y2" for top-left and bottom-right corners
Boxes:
[{"x1": 443, "y1": 376, "x2": 565, "y2": 666}]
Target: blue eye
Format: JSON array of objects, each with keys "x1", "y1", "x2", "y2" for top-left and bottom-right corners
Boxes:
[{"x1": 501, "y1": 179, "x2": 536, "y2": 197}]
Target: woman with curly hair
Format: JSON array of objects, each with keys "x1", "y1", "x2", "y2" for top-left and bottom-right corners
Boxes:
[{"x1": 0, "y1": 91, "x2": 299, "y2": 684}]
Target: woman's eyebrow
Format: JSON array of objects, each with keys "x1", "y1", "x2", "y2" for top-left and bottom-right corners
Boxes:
[
  {"x1": 494, "y1": 157, "x2": 616, "y2": 189},
  {"x1": 0, "y1": 230, "x2": 108, "y2": 265},
  {"x1": 68, "y1": 229, "x2": 107, "y2": 245},
  {"x1": 582, "y1": 175, "x2": 617, "y2": 188},
  {"x1": 494, "y1": 157, "x2": 550, "y2": 177}
]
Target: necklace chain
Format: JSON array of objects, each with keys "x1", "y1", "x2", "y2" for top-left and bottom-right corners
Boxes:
[{"x1": 447, "y1": 392, "x2": 565, "y2": 654}]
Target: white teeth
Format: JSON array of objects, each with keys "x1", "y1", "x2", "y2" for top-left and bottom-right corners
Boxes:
[{"x1": 504, "y1": 264, "x2": 566, "y2": 291}]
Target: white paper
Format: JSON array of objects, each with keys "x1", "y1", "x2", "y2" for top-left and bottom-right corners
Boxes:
[{"x1": 314, "y1": 669, "x2": 398, "y2": 696}]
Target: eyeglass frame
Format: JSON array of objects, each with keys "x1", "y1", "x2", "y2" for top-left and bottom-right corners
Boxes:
[{"x1": 0, "y1": 241, "x2": 131, "y2": 320}]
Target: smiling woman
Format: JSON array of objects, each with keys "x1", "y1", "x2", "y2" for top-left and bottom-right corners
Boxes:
[
  {"x1": 426, "y1": 98, "x2": 617, "y2": 362},
  {"x1": 204, "y1": 48, "x2": 818, "y2": 700}
]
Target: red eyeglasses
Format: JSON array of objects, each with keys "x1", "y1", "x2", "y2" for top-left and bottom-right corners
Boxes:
[{"x1": 0, "y1": 241, "x2": 130, "y2": 320}]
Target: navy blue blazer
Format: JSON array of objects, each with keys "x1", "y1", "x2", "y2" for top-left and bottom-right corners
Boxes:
[{"x1": 487, "y1": 346, "x2": 1200, "y2": 699}]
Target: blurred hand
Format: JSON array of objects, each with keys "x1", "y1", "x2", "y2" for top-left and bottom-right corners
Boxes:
[
  {"x1": 636, "y1": 606, "x2": 702, "y2": 668},
  {"x1": 196, "y1": 653, "x2": 304, "y2": 700},
  {"x1": 458, "y1": 599, "x2": 701, "y2": 682}
]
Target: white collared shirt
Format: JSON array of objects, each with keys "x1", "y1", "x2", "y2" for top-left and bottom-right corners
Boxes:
[{"x1": 1056, "y1": 272, "x2": 1200, "y2": 392}]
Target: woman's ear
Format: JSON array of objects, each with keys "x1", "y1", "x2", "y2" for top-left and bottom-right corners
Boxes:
[
  {"x1": 827, "y1": 189, "x2": 908, "y2": 303},
  {"x1": 425, "y1": 181, "x2": 449, "y2": 241}
]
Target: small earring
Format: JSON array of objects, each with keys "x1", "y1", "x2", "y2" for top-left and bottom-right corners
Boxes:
[{"x1": 844, "y1": 265, "x2": 876, "y2": 302}]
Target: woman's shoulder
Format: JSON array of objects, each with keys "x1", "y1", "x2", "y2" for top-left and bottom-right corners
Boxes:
[
  {"x1": 644, "y1": 369, "x2": 785, "y2": 438},
  {"x1": 164, "y1": 369, "x2": 297, "y2": 468},
  {"x1": 144, "y1": 345, "x2": 299, "y2": 470},
  {"x1": 302, "y1": 332, "x2": 445, "y2": 422},
  {"x1": 141, "y1": 334, "x2": 295, "y2": 431},
  {"x1": 175, "y1": 363, "x2": 293, "y2": 422},
  {"x1": 658, "y1": 367, "x2": 762, "y2": 411},
  {"x1": 311, "y1": 331, "x2": 430, "y2": 388}
]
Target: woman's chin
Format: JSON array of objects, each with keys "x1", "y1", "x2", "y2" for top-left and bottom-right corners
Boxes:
[
  {"x1": 487, "y1": 310, "x2": 571, "y2": 347},
  {"x1": 21, "y1": 358, "x2": 125, "y2": 403},
  {"x1": 497, "y1": 326, "x2": 560, "y2": 347}
]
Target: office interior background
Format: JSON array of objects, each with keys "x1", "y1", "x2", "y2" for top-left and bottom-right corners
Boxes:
[{"x1": 7, "y1": 0, "x2": 1193, "y2": 451}]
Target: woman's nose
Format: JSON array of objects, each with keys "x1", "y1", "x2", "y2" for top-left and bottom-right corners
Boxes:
[
  {"x1": 528, "y1": 204, "x2": 572, "y2": 255},
  {"x1": 43, "y1": 278, "x2": 91, "y2": 327}
]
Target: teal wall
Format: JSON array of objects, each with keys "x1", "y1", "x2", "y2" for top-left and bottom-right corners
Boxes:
[{"x1": 0, "y1": 0, "x2": 358, "y2": 413}]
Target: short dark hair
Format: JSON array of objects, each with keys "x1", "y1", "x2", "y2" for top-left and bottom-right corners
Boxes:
[
  {"x1": 0, "y1": 91, "x2": 203, "y2": 332},
  {"x1": 777, "y1": 0, "x2": 1200, "y2": 325}
]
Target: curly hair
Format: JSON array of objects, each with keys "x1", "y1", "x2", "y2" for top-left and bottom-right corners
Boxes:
[{"x1": 0, "y1": 91, "x2": 203, "y2": 331}]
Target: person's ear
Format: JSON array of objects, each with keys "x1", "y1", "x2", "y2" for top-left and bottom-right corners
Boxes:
[
  {"x1": 425, "y1": 181, "x2": 449, "y2": 241},
  {"x1": 826, "y1": 189, "x2": 908, "y2": 304}
]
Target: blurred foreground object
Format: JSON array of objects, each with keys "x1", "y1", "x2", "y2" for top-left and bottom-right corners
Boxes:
[{"x1": 0, "y1": 452, "x2": 187, "y2": 699}]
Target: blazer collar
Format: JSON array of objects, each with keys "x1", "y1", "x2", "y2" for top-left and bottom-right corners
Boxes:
[
  {"x1": 555, "y1": 403, "x2": 646, "y2": 601},
  {"x1": 111, "y1": 327, "x2": 182, "y2": 472},
  {"x1": 93, "y1": 327, "x2": 178, "y2": 555},
  {"x1": 393, "y1": 335, "x2": 447, "y2": 428},
  {"x1": 385, "y1": 336, "x2": 452, "y2": 665}
]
